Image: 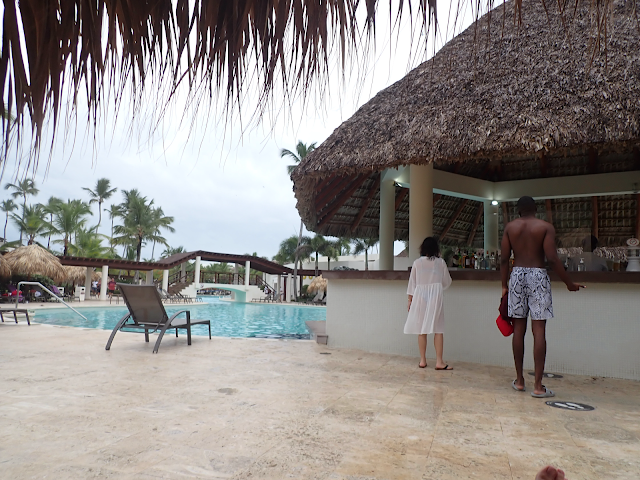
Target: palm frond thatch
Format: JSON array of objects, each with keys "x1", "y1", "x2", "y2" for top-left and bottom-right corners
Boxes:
[
  {"x1": 1, "y1": 0, "x2": 620, "y2": 169},
  {"x1": 62, "y1": 266, "x2": 100, "y2": 285},
  {"x1": 3, "y1": 245, "x2": 66, "y2": 283},
  {"x1": 307, "y1": 275, "x2": 327, "y2": 294},
  {"x1": 0, "y1": 255, "x2": 12, "y2": 278}
]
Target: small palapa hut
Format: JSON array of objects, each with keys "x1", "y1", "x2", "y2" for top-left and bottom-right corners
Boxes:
[{"x1": 291, "y1": 0, "x2": 640, "y2": 263}]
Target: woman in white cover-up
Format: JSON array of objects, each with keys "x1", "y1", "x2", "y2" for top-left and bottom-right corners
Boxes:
[{"x1": 404, "y1": 237, "x2": 453, "y2": 370}]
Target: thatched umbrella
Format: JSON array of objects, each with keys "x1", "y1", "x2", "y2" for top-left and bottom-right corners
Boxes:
[
  {"x1": 292, "y1": 0, "x2": 640, "y2": 247},
  {"x1": 4, "y1": 245, "x2": 66, "y2": 283},
  {"x1": 307, "y1": 276, "x2": 328, "y2": 294},
  {"x1": 0, "y1": 255, "x2": 11, "y2": 278},
  {"x1": 62, "y1": 266, "x2": 87, "y2": 285}
]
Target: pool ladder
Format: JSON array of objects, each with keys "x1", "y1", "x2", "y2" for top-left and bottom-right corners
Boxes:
[{"x1": 16, "y1": 281, "x2": 88, "y2": 320}]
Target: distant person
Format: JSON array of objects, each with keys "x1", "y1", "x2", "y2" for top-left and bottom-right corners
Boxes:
[
  {"x1": 501, "y1": 196, "x2": 583, "y2": 398},
  {"x1": 404, "y1": 237, "x2": 453, "y2": 370},
  {"x1": 570, "y1": 235, "x2": 608, "y2": 271},
  {"x1": 107, "y1": 279, "x2": 116, "y2": 299}
]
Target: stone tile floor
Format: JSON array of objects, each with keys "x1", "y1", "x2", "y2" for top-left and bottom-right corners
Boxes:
[{"x1": 1, "y1": 323, "x2": 639, "y2": 479}]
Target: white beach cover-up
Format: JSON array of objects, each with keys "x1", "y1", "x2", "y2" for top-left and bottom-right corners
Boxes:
[{"x1": 404, "y1": 257, "x2": 452, "y2": 335}]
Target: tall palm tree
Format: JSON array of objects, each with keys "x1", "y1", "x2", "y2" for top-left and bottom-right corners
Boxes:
[
  {"x1": 0, "y1": 199, "x2": 17, "y2": 240},
  {"x1": 11, "y1": 205, "x2": 47, "y2": 245},
  {"x1": 83, "y1": 178, "x2": 117, "y2": 232},
  {"x1": 352, "y1": 238, "x2": 379, "y2": 271},
  {"x1": 149, "y1": 206, "x2": 175, "y2": 260},
  {"x1": 39, "y1": 196, "x2": 62, "y2": 249},
  {"x1": 113, "y1": 193, "x2": 174, "y2": 279},
  {"x1": 274, "y1": 235, "x2": 299, "y2": 265},
  {"x1": 104, "y1": 204, "x2": 123, "y2": 249},
  {"x1": 333, "y1": 237, "x2": 352, "y2": 255},
  {"x1": 281, "y1": 141, "x2": 316, "y2": 297},
  {"x1": 4, "y1": 178, "x2": 39, "y2": 243},
  {"x1": 68, "y1": 229, "x2": 110, "y2": 258},
  {"x1": 161, "y1": 245, "x2": 185, "y2": 259},
  {"x1": 49, "y1": 200, "x2": 92, "y2": 255},
  {"x1": 309, "y1": 235, "x2": 332, "y2": 277}
]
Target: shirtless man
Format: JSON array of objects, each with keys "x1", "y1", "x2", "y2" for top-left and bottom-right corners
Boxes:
[{"x1": 501, "y1": 196, "x2": 583, "y2": 398}]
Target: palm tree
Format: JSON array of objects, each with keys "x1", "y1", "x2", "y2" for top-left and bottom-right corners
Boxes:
[
  {"x1": 11, "y1": 205, "x2": 47, "y2": 245},
  {"x1": 309, "y1": 235, "x2": 332, "y2": 277},
  {"x1": 104, "y1": 204, "x2": 123, "y2": 249},
  {"x1": 324, "y1": 242, "x2": 340, "y2": 271},
  {"x1": 333, "y1": 237, "x2": 352, "y2": 256},
  {"x1": 68, "y1": 229, "x2": 110, "y2": 257},
  {"x1": 83, "y1": 178, "x2": 117, "y2": 232},
  {"x1": 4, "y1": 178, "x2": 39, "y2": 244},
  {"x1": 0, "y1": 199, "x2": 17, "y2": 240},
  {"x1": 352, "y1": 238, "x2": 379, "y2": 271},
  {"x1": 281, "y1": 140, "x2": 316, "y2": 297},
  {"x1": 161, "y1": 245, "x2": 185, "y2": 259},
  {"x1": 49, "y1": 200, "x2": 92, "y2": 255},
  {"x1": 39, "y1": 196, "x2": 62, "y2": 249},
  {"x1": 274, "y1": 235, "x2": 299, "y2": 265},
  {"x1": 149, "y1": 206, "x2": 175, "y2": 260},
  {"x1": 113, "y1": 193, "x2": 174, "y2": 279}
]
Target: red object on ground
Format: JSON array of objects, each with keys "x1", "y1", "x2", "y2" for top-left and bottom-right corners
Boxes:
[{"x1": 497, "y1": 294, "x2": 514, "y2": 336}]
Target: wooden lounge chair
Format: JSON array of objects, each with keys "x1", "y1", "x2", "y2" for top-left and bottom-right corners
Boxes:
[{"x1": 105, "y1": 284, "x2": 211, "y2": 354}]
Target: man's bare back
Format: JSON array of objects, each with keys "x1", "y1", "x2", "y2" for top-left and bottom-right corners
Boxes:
[{"x1": 503, "y1": 216, "x2": 553, "y2": 269}]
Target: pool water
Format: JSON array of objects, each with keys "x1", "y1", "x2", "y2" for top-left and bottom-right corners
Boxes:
[{"x1": 34, "y1": 296, "x2": 326, "y2": 339}]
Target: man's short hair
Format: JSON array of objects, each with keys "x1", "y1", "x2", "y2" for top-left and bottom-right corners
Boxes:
[{"x1": 516, "y1": 196, "x2": 537, "y2": 214}]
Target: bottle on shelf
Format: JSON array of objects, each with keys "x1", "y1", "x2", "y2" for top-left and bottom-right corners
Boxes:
[
  {"x1": 465, "y1": 252, "x2": 471, "y2": 269},
  {"x1": 578, "y1": 258, "x2": 585, "y2": 272},
  {"x1": 490, "y1": 252, "x2": 496, "y2": 270}
]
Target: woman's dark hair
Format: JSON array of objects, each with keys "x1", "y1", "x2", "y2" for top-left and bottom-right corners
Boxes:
[{"x1": 420, "y1": 237, "x2": 440, "y2": 258}]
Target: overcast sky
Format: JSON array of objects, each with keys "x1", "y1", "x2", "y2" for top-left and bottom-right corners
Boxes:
[{"x1": 2, "y1": 2, "x2": 476, "y2": 261}]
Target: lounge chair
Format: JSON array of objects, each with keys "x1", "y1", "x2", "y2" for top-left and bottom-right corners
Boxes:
[
  {"x1": 49, "y1": 285, "x2": 74, "y2": 302},
  {"x1": 105, "y1": 284, "x2": 211, "y2": 354}
]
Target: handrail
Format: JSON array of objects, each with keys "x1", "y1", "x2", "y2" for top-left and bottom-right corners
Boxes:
[{"x1": 16, "y1": 281, "x2": 88, "y2": 321}]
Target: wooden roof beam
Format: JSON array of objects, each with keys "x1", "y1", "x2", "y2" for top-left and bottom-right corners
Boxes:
[
  {"x1": 440, "y1": 199, "x2": 469, "y2": 241},
  {"x1": 317, "y1": 175, "x2": 370, "y2": 228},
  {"x1": 314, "y1": 174, "x2": 357, "y2": 211},
  {"x1": 351, "y1": 176, "x2": 380, "y2": 233},
  {"x1": 588, "y1": 147, "x2": 598, "y2": 174},
  {"x1": 467, "y1": 204, "x2": 484, "y2": 245},
  {"x1": 545, "y1": 199, "x2": 553, "y2": 225},
  {"x1": 433, "y1": 193, "x2": 442, "y2": 204},
  {"x1": 314, "y1": 174, "x2": 337, "y2": 193},
  {"x1": 394, "y1": 188, "x2": 408, "y2": 210}
]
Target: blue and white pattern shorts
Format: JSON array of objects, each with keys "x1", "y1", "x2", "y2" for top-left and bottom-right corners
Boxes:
[{"x1": 508, "y1": 267, "x2": 554, "y2": 320}]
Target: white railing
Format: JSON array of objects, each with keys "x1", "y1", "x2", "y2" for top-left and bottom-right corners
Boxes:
[{"x1": 16, "y1": 281, "x2": 88, "y2": 320}]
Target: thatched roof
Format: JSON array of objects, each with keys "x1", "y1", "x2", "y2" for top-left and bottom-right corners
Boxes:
[
  {"x1": 0, "y1": 255, "x2": 11, "y2": 278},
  {"x1": 4, "y1": 245, "x2": 66, "y2": 282},
  {"x1": 292, "y1": 0, "x2": 640, "y2": 246},
  {"x1": 307, "y1": 276, "x2": 327, "y2": 294},
  {"x1": 62, "y1": 266, "x2": 100, "y2": 285}
]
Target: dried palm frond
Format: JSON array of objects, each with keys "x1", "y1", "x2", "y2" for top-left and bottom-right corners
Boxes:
[
  {"x1": 0, "y1": 0, "x2": 623, "y2": 171},
  {"x1": 307, "y1": 275, "x2": 327, "y2": 294},
  {"x1": 0, "y1": 255, "x2": 12, "y2": 279},
  {"x1": 4, "y1": 245, "x2": 66, "y2": 283}
]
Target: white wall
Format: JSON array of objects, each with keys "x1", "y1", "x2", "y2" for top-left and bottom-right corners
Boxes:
[{"x1": 326, "y1": 278, "x2": 640, "y2": 381}]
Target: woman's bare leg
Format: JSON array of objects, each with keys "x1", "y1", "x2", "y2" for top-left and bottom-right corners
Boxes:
[
  {"x1": 418, "y1": 334, "x2": 427, "y2": 367},
  {"x1": 434, "y1": 333, "x2": 451, "y2": 369}
]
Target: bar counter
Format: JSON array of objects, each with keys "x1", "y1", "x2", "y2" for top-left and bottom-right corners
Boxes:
[{"x1": 323, "y1": 269, "x2": 640, "y2": 381}]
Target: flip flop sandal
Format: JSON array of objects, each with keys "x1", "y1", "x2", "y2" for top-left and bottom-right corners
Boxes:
[
  {"x1": 418, "y1": 363, "x2": 427, "y2": 368},
  {"x1": 531, "y1": 387, "x2": 555, "y2": 398},
  {"x1": 512, "y1": 379, "x2": 526, "y2": 392},
  {"x1": 435, "y1": 365, "x2": 453, "y2": 371}
]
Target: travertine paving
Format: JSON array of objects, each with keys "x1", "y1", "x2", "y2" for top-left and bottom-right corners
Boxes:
[{"x1": 1, "y1": 323, "x2": 639, "y2": 479}]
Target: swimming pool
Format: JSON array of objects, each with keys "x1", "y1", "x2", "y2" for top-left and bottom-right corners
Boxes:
[{"x1": 33, "y1": 296, "x2": 326, "y2": 339}]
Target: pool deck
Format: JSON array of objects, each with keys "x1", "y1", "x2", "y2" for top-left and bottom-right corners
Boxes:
[{"x1": 1, "y1": 323, "x2": 639, "y2": 479}]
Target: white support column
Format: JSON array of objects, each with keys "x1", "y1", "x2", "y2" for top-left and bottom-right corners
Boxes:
[
  {"x1": 286, "y1": 273, "x2": 292, "y2": 303},
  {"x1": 84, "y1": 267, "x2": 92, "y2": 301},
  {"x1": 146, "y1": 270, "x2": 154, "y2": 285},
  {"x1": 234, "y1": 264, "x2": 239, "y2": 284},
  {"x1": 99, "y1": 265, "x2": 109, "y2": 301},
  {"x1": 409, "y1": 163, "x2": 434, "y2": 263},
  {"x1": 162, "y1": 270, "x2": 169, "y2": 292},
  {"x1": 194, "y1": 256, "x2": 201, "y2": 287},
  {"x1": 379, "y1": 172, "x2": 395, "y2": 270},
  {"x1": 180, "y1": 263, "x2": 186, "y2": 282},
  {"x1": 245, "y1": 261, "x2": 251, "y2": 289},
  {"x1": 484, "y1": 201, "x2": 499, "y2": 253},
  {"x1": 277, "y1": 275, "x2": 281, "y2": 301}
]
